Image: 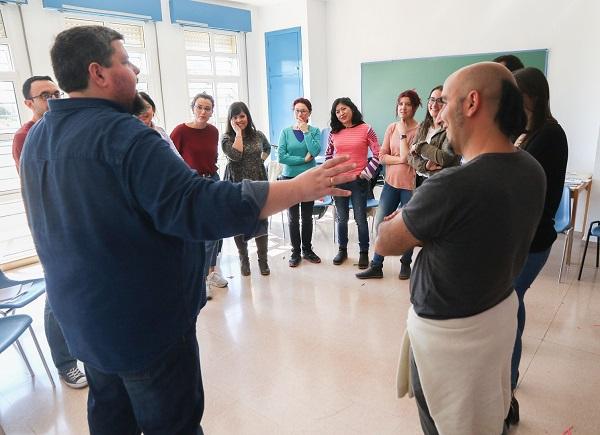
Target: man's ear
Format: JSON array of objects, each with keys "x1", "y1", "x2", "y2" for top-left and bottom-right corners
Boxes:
[
  {"x1": 24, "y1": 99, "x2": 34, "y2": 111},
  {"x1": 88, "y1": 62, "x2": 107, "y2": 89},
  {"x1": 464, "y1": 90, "x2": 481, "y2": 118}
]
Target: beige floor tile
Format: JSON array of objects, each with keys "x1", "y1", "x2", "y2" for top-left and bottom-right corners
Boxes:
[{"x1": 2, "y1": 228, "x2": 600, "y2": 433}]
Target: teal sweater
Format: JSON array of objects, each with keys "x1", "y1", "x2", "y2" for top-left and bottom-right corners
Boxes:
[{"x1": 278, "y1": 125, "x2": 321, "y2": 177}]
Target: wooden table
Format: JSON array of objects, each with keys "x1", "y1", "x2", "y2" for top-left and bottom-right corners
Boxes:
[{"x1": 566, "y1": 178, "x2": 592, "y2": 264}]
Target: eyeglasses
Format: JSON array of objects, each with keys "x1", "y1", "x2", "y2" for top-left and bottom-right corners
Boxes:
[
  {"x1": 428, "y1": 97, "x2": 445, "y2": 106},
  {"x1": 29, "y1": 91, "x2": 63, "y2": 101},
  {"x1": 194, "y1": 105, "x2": 213, "y2": 112},
  {"x1": 294, "y1": 109, "x2": 309, "y2": 114}
]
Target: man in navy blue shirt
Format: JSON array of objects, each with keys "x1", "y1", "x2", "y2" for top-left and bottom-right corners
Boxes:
[{"x1": 21, "y1": 25, "x2": 354, "y2": 435}]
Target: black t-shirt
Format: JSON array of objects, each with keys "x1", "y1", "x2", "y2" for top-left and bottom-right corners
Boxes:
[
  {"x1": 521, "y1": 121, "x2": 568, "y2": 252},
  {"x1": 403, "y1": 150, "x2": 546, "y2": 319}
]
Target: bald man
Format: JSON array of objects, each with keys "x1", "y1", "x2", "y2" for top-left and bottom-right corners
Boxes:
[{"x1": 380, "y1": 62, "x2": 546, "y2": 434}]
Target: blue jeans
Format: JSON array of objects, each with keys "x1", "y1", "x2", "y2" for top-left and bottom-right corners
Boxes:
[
  {"x1": 511, "y1": 247, "x2": 551, "y2": 390},
  {"x1": 371, "y1": 183, "x2": 413, "y2": 267},
  {"x1": 85, "y1": 325, "x2": 204, "y2": 435},
  {"x1": 334, "y1": 178, "x2": 369, "y2": 252},
  {"x1": 44, "y1": 298, "x2": 77, "y2": 372},
  {"x1": 203, "y1": 173, "x2": 222, "y2": 271}
]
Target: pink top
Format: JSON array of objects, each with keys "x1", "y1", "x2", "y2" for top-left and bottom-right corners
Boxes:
[
  {"x1": 379, "y1": 122, "x2": 418, "y2": 190},
  {"x1": 325, "y1": 123, "x2": 380, "y2": 179}
]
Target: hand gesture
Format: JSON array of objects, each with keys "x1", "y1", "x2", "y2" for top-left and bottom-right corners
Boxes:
[{"x1": 231, "y1": 119, "x2": 242, "y2": 136}]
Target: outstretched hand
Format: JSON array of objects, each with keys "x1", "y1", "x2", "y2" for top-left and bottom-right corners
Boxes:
[{"x1": 294, "y1": 155, "x2": 356, "y2": 202}]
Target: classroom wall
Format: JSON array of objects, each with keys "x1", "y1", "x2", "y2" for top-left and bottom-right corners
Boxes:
[{"x1": 325, "y1": 0, "x2": 600, "y2": 228}]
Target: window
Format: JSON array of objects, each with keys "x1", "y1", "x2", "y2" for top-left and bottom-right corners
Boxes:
[
  {"x1": 65, "y1": 18, "x2": 150, "y2": 92},
  {"x1": 184, "y1": 29, "x2": 245, "y2": 135},
  {"x1": 0, "y1": 6, "x2": 37, "y2": 265}
]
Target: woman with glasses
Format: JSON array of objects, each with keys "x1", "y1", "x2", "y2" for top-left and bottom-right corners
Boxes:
[
  {"x1": 278, "y1": 98, "x2": 322, "y2": 267},
  {"x1": 505, "y1": 67, "x2": 568, "y2": 427},
  {"x1": 408, "y1": 85, "x2": 460, "y2": 187},
  {"x1": 136, "y1": 92, "x2": 180, "y2": 156},
  {"x1": 356, "y1": 90, "x2": 420, "y2": 280},
  {"x1": 326, "y1": 97, "x2": 380, "y2": 270},
  {"x1": 170, "y1": 92, "x2": 229, "y2": 299},
  {"x1": 222, "y1": 101, "x2": 272, "y2": 277}
]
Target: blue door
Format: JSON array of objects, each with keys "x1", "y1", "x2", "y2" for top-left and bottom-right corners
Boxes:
[{"x1": 265, "y1": 27, "x2": 303, "y2": 154}]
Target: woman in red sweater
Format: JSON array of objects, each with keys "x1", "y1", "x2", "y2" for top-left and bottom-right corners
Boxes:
[
  {"x1": 325, "y1": 97, "x2": 380, "y2": 269},
  {"x1": 170, "y1": 93, "x2": 228, "y2": 300}
]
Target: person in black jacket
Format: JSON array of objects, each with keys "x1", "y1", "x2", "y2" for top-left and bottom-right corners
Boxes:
[{"x1": 506, "y1": 67, "x2": 568, "y2": 426}]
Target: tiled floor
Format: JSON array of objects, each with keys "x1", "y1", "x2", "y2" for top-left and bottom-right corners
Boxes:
[{"x1": 1, "y1": 212, "x2": 600, "y2": 434}]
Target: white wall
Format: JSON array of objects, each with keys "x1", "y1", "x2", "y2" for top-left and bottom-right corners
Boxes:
[{"x1": 325, "y1": 0, "x2": 600, "y2": 228}]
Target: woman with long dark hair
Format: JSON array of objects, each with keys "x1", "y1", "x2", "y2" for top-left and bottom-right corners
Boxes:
[
  {"x1": 506, "y1": 67, "x2": 568, "y2": 426},
  {"x1": 326, "y1": 97, "x2": 380, "y2": 269},
  {"x1": 408, "y1": 85, "x2": 461, "y2": 187},
  {"x1": 278, "y1": 97, "x2": 322, "y2": 267},
  {"x1": 357, "y1": 90, "x2": 420, "y2": 280},
  {"x1": 222, "y1": 101, "x2": 272, "y2": 276}
]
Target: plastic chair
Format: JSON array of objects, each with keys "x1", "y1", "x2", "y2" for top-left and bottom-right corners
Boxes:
[
  {"x1": 0, "y1": 270, "x2": 46, "y2": 316},
  {"x1": 0, "y1": 314, "x2": 55, "y2": 387},
  {"x1": 554, "y1": 185, "x2": 573, "y2": 283},
  {"x1": 577, "y1": 220, "x2": 600, "y2": 280},
  {"x1": 313, "y1": 195, "x2": 335, "y2": 241}
]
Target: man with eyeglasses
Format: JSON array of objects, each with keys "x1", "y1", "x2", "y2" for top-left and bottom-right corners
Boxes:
[
  {"x1": 12, "y1": 76, "x2": 63, "y2": 169},
  {"x1": 11, "y1": 75, "x2": 87, "y2": 389}
]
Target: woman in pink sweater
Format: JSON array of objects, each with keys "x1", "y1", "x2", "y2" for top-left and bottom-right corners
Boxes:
[
  {"x1": 356, "y1": 90, "x2": 421, "y2": 280},
  {"x1": 325, "y1": 97, "x2": 380, "y2": 269}
]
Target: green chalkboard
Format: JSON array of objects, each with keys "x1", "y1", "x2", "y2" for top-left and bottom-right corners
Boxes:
[{"x1": 361, "y1": 50, "x2": 548, "y2": 140}]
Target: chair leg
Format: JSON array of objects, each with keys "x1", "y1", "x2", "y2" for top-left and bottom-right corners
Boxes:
[
  {"x1": 578, "y1": 228, "x2": 593, "y2": 280},
  {"x1": 14, "y1": 339, "x2": 35, "y2": 378},
  {"x1": 28, "y1": 326, "x2": 56, "y2": 388},
  {"x1": 558, "y1": 230, "x2": 570, "y2": 283},
  {"x1": 596, "y1": 237, "x2": 600, "y2": 269},
  {"x1": 280, "y1": 211, "x2": 286, "y2": 244}
]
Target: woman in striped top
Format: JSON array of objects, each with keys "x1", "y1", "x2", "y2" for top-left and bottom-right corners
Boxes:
[
  {"x1": 356, "y1": 90, "x2": 421, "y2": 280},
  {"x1": 326, "y1": 97, "x2": 380, "y2": 269}
]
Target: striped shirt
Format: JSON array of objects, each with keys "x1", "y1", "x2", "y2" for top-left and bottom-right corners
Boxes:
[{"x1": 325, "y1": 123, "x2": 380, "y2": 179}]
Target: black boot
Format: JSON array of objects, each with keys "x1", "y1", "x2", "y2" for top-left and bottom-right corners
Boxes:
[
  {"x1": 256, "y1": 235, "x2": 270, "y2": 276},
  {"x1": 358, "y1": 251, "x2": 369, "y2": 269},
  {"x1": 302, "y1": 247, "x2": 321, "y2": 264},
  {"x1": 333, "y1": 247, "x2": 348, "y2": 265},
  {"x1": 289, "y1": 250, "x2": 301, "y2": 267},
  {"x1": 399, "y1": 262, "x2": 411, "y2": 280},
  {"x1": 356, "y1": 263, "x2": 383, "y2": 279},
  {"x1": 239, "y1": 254, "x2": 250, "y2": 276},
  {"x1": 505, "y1": 394, "x2": 520, "y2": 426}
]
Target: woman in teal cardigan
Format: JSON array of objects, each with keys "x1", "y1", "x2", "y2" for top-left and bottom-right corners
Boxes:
[{"x1": 278, "y1": 97, "x2": 322, "y2": 267}]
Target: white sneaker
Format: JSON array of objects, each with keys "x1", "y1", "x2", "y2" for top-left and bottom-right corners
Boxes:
[
  {"x1": 208, "y1": 271, "x2": 228, "y2": 288},
  {"x1": 206, "y1": 281, "x2": 214, "y2": 301}
]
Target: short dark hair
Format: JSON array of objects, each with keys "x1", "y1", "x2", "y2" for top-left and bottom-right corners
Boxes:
[
  {"x1": 225, "y1": 101, "x2": 257, "y2": 139},
  {"x1": 292, "y1": 97, "x2": 312, "y2": 112},
  {"x1": 494, "y1": 79, "x2": 527, "y2": 138},
  {"x1": 191, "y1": 92, "x2": 214, "y2": 110},
  {"x1": 138, "y1": 91, "x2": 155, "y2": 112},
  {"x1": 330, "y1": 97, "x2": 364, "y2": 133},
  {"x1": 22, "y1": 76, "x2": 53, "y2": 99},
  {"x1": 50, "y1": 25, "x2": 123, "y2": 93},
  {"x1": 396, "y1": 89, "x2": 421, "y2": 117},
  {"x1": 493, "y1": 54, "x2": 524, "y2": 72},
  {"x1": 514, "y1": 67, "x2": 555, "y2": 139}
]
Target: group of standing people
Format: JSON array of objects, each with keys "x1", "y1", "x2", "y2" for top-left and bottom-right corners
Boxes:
[{"x1": 13, "y1": 25, "x2": 569, "y2": 434}]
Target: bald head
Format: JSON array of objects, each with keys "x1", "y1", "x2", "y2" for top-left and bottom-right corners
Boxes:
[{"x1": 441, "y1": 62, "x2": 526, "y2": 155}]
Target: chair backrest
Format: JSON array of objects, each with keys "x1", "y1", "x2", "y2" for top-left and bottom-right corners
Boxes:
[
  {"x1": 0, "y1": 269, "x2": 19, "y2": 289},
  {"x1": 554, "y1": 185, "x2": 571, "y2": 233}
]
